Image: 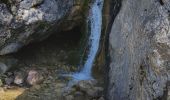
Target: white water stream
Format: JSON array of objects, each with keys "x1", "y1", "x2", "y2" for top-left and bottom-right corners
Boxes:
[{"x1": 72, "y1": 0, "x2": 103, "y2": 80}]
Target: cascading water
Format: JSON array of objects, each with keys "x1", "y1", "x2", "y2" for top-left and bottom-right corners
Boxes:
[{"x1": 71, "y1": 0, "x2": 104, "y2": 80}]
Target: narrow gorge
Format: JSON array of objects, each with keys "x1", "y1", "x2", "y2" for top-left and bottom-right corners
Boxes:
[{"x1": 0, "y1": 0, "x2": 169, "y2": 100}]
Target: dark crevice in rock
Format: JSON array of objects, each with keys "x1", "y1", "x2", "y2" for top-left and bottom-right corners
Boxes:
[
  {"x1": 139, "y1": 64, "x2": 146, "y2": 85},
  {"x1": 159, "y1": 0, "x2": 164, "y2": 5},
  {"x1": 103, "y1": 0, "x2": 122, "y2": 100}
]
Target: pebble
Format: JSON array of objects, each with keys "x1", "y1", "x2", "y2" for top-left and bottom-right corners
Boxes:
[
  {"x1": 26, "y1": 70, "x2": 44, "y2": 85},
  {"x1": 14, "y1": 72, "x2": 24, "y2": 85}
]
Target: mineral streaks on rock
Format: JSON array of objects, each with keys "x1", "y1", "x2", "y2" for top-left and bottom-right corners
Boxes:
[
  {"x1": 108, "y1": 0, "x2": 170, "y2": 100},
  {"x1": 0, "y1": 0, "x2": 84, "y2": 55}
]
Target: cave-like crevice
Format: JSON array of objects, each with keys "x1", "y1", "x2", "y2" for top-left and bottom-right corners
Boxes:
[{"x1": 12, "y1": 26, "x2": 83, "y2": 69}]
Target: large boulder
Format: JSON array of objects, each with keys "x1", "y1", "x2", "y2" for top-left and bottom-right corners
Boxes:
[
  {"x1": 109, "y1": 0, "x2": 170, "y2": 100},
  {"x1": 0, "y1": 0, "x2": 86, "y2": 55}
]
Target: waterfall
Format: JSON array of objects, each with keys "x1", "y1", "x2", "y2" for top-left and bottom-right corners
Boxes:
[{"x1": 72, "y1": 0, "x2": 103, "y2": 80}]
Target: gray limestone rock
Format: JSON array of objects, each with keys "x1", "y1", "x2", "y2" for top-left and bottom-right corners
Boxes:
[
  {"x1": 108, "y1": 0, "x2": 170, "y2": 99},
  {"x1": 0, "y1": 0, "x2": 86, "y2": 55}
]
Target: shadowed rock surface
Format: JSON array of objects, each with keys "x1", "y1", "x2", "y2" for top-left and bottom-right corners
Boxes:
[
  {"x1": 109, "y1": 0, "x2": 170, "y2": 100},
  {"x1": 0, "y1": 0, "x2": 86, "y2": 55}
]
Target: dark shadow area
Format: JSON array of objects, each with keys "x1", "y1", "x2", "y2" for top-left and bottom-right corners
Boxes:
[
  {"x1": 159, "y1": 0, "x2": 164, "y2": 5},
  {"x1": 12, "y1": 26, "x2": 83, "y2": 68}
]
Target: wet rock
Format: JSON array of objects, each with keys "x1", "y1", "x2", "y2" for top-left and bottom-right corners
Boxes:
[
  {"x1": 73, "y1": 80, "x2": 103, "y2": 98},
  {"x1": 75, "y1": 80, "x2": 98, "y2": 91},
  {"x1": 75, "y1": 81, "x2": 91, "y2": 91},
  {"x1": 26, "y1": 70, "x2": 44, "y2": 85}
]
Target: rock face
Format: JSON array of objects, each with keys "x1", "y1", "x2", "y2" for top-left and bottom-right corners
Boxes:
[
  {"x1": 109, "y1": 0, "x2": 170, "y2": 100},
  {"x1": 0, "y1": 0, "x2": 86, "y2": 55}
]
